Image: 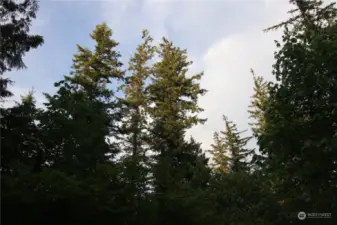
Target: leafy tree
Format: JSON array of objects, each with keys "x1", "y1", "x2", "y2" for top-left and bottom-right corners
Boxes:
[
  {"x1": 0, "y1": 0, "x2": 44, "y2": 98},
  {"x1": 260, "y1": 0, "x2": 337, "y2": 221}
]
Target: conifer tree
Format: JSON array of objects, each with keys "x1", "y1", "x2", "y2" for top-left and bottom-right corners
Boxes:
[
  {"x1": 220, "y1": 115, "x2": 253, "y2": 173},
  {"x1": 264, "y1": 0, "x2": 337, "y2": 32},
  {"x1": 0, "y1": 0, "x2": 44, "y2": 99},
  {"x1": 248, "y1": 70, "x2": 269, "y2": 139},
  {"x1": 119, "y1": 29, "x2": 155, "y2": 225},
  {"x1": 248, "y1": 70, "x2": 269, "y2": 169},
  {"x1": 209, "y1": 131, "x2": 230, "y2": 173},
  {"x1": 0, "y1": 90, "x2": 43, "y2": 172},
  {"x1": 42, "y1": 23, "x2": 124, "y2": 175},
  {"x1": 147, "y1": 37, "x2": 208, "y2": 225}
]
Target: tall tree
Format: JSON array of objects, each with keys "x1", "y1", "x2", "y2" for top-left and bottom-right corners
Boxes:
[
  {"x1": 220, "y1": 115, "x2": 253, "y2": 173},
  {"x1": 260, "y1": 0, "x2": 337, "y2": 221},
  {"x1": 0, "y1": 0, "x2": 44, "y2": 98},
  {"x1": 41, "y1": 23, "x2": 124, "y2": 175},
  {"x1": 119, "y1": 29, "x2": 155, "y2": 225},
  {"x1": 147, "y1": 37, "x2": 208, "y2": 225}
]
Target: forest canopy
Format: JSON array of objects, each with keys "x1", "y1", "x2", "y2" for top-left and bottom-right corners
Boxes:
[{"x1": 1, "y1": 0, "x2": 337, "y2": 225}]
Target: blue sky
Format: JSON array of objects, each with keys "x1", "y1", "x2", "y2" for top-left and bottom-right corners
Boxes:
[{"x1": 5, "y1": 0, "x2": 335, "y2": 151}]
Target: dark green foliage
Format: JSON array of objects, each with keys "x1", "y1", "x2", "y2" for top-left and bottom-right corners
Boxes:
[
  {"x1": 0, "y1": 91, "x2": 43, "y2": 172},
  {"x1": 259, "y1": 0, "x2": 337, "y2": 223},
  {"x1": 41, "y1": 23, "x2": 124, "y2": 175},
  {"x1": 208, "y1": 173, "x2": 280, "y2": 225},
  {"x1": 1, "y1": 165, "x2": 126, "y2": 225},
  {"x1": 2, "y1": 1, "x2": 337, "y2": 225},
  {"x1": 0, "y1": 0, "x2": 44, "y2": 99}
]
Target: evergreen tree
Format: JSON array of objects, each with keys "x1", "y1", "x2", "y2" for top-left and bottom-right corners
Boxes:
[
  {"x1": 209, "y1": 171, "x2": 284, "y2": 225},
  {"x1": 0, "y1": 90, "x2": 43, "y2": 172},
  {"x1": 41, "y1": 23, "x2": 124, "y2": 175},
  {"x1": 248, "y1": 70, "x2": 269, "y2": 170},
  {"x1": 119, "y1": 29, "x2": 155, "y2": 225},
  {"x1": 248, "y1": 69, "x2": 269, "y2": 139},
  {"x1": 0, "y1": 0, "x2": 44, "y2": 98},
  {"x1": 147, "y1": 37, "x2": 208, "y2": 225},
  {"x1": 220, "y1": 115, "x2": 253, "y2": 173},
  {"x1": 264, "y1": 0, "x2": 337, "y2": 32},
  {"x1": 208, "y1": 131, "x2": 230, "y2": 173}
]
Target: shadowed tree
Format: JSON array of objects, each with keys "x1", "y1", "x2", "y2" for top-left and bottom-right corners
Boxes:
[
  {"x1": 0, "y1": 0, "x2": 44, "y2": 99},
  {"x1": 260, "y1": 0, "x2": 337, "y2": 222},
  {"x1": 41, "y1": 23, "x2": 124, "y2": 175}
]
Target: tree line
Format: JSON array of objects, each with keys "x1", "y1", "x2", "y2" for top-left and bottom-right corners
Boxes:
[{"x1": 1, "y1": 0, "x2": 337, "y2": 224}]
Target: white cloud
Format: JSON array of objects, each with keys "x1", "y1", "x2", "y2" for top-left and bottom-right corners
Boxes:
[
  {"x1": 189, "y1": 29, "x2": 284, "y2": 152},
  {"x1": 101, "y1": 0, "x2": 295, "y2": 153}
]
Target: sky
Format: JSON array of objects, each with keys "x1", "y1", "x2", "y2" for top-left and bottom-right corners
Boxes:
[{"x1": 5, "y1": 0, "x2": 333, "y2": 152}]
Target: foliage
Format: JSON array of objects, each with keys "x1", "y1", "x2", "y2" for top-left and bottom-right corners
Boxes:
[
  {"x1": 208, "y1": 131, "x2": 230, "y2": 173},
  {"x1": 0, "y1": 0, "x2": 44, "y2": 99},
  {"x1": 41, "y1": 23, "x2": 124, "y2": 174},
  {"x1": 2, "y1": 1, "x2": 337, "y2": 225},
  {"x1": 259, "y1": 0, "x2": 337, "y2": 222},
  {"x1": 218, "y1": 115, "x2": 253, "y2": 173}
]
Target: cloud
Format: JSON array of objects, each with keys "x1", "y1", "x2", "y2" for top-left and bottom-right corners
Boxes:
[
  {"x1": 6, "y1": 0, "x2": 334, "y2": 155},
  {"x1": 188, "y1": 29, "x2": 285, "y2": 152},
  {"x1": 101, "y1": 0, "x2": 295, "y2": 152}
]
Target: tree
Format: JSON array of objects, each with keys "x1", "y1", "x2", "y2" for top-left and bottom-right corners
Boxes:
[
  {"x1": 248, "y1": 70, "x2": 269, "y2": 139},
  {"x1": 208, "y1": 131, "x2": 230, "y2": 173},
  {"x1": 147, "y1": 37, "x2": 209, "y2": 225},
  {"x1": 248, "y1": 70, "x2": 269, "y2": 170},
  {"x1": 208, "y1": 172, "x2": 285, "y2": 225},
  {"x1": 41, "y1": 23, "x2": 124, "y2": 175},
  {"x1": 119, "y1": 29, "x2": 155, "y2": 225},
  {"x1": 220, "y1": 115, "x2": 253, "y2": 173},
  {"x1": 0, "y1": 0, "x2": 44, "y2": 98},
  {"x1": 259, "y1": 0, "x2": 337, "y2": 221},
  {"x1": 264, "y1": 0, "x2": 337, "y2": 32},
  {"x1": 0, "y1": 90, "x2": 43, "y2": 172}
]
